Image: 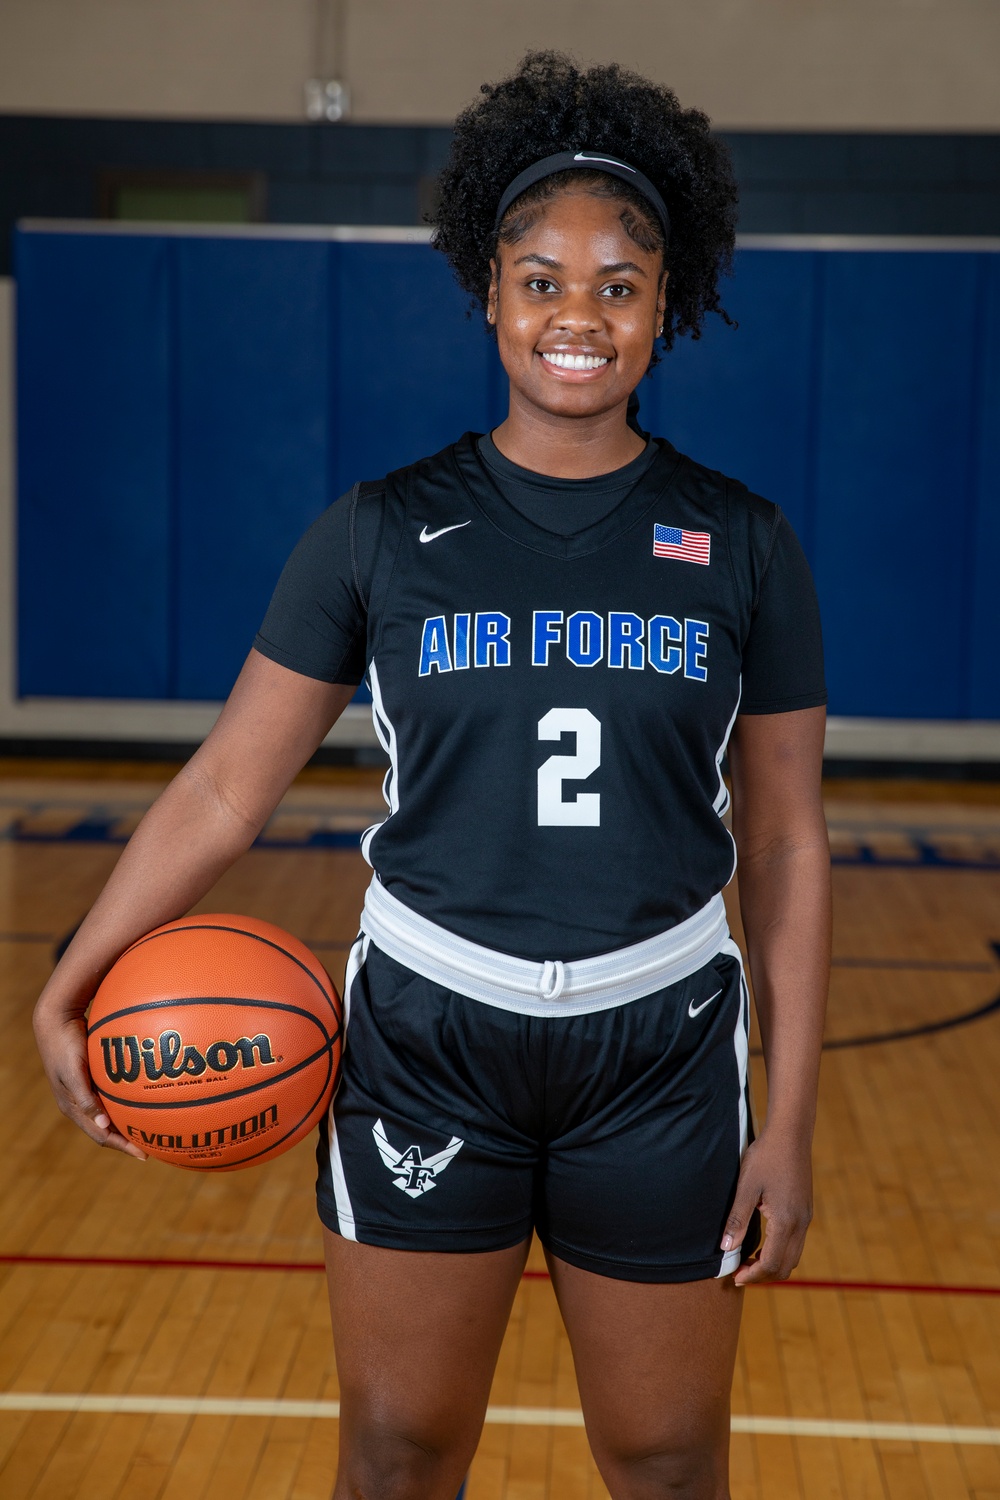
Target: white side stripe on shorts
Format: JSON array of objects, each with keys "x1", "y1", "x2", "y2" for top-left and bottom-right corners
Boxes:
[
  {"x1": 717, "y1": 935, "x2": 751, "y2": 1279},
  {"x1": 327, "y1": 933, "x2": 369, "y2": 1241}
]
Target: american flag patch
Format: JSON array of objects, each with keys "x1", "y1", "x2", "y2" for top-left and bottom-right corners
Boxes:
[{"x1": 653, "y1": 523, "x2": 711, "y2": 565}]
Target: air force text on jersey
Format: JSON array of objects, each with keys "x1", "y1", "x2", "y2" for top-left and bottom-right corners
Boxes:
[{"x1": 418, "y1": 610, "x2": 710, "y2": 679}]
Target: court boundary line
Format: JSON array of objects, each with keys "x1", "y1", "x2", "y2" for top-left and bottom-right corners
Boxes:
[
  {"x1": 2, "y1": 1254, "x2": 1000, "y2": 1298},
  {"x1": 1, "y1": 1392, "x2": 999, "y2": 1445},
  {"x1": 6, "y1": 806, "x2": 1000, "y2": 871}
]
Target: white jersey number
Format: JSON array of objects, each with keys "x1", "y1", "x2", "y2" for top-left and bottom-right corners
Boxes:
[{"x1": 537, "y1": 709, "x2": 601, "y2": 827}]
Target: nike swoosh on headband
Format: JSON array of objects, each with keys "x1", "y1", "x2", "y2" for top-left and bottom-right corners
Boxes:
[
  {"x1": 419, "y1": 521, "x2": 471, "y2": 543},
  {"x1": 573, "y1": 153, "x2": 636, "y2": 171},
  {"x1": 493, "y1": 150, "x2": 670, "y2": 242},
  {"x1": 688, "y1": 988, "x2": 722, "y2": 1018}
]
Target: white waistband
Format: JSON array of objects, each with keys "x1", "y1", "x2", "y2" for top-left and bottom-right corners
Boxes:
[{"x1": 359, "y1": 881, "x2": 731, "y2": 1016}]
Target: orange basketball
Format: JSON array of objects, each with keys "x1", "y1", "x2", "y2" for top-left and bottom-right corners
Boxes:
[{"x1": 86, "y1": 914, "x2": 342, "y2": 1171}]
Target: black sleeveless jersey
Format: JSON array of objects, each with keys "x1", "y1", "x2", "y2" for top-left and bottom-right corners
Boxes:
[{"x1": 255, "y1": 434, "x2": 825, "y2": 962}]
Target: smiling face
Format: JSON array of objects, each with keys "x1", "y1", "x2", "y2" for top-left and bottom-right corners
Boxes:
[{"x1": 487, "y1": 188, "x2": 667, "y2": 426}]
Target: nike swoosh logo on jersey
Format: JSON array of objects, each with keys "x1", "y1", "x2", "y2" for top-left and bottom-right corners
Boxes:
[
  {"x1": 688, "y1": 988, "x2": 721, "y2": 1018},
  {"x1": 419, "y1": 521, "x2": 472, "y2": 544}
]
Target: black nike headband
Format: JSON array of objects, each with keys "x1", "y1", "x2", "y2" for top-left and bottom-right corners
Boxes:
[{"x1": 494, "y1": 150, "x2": 671, "y2": 243}]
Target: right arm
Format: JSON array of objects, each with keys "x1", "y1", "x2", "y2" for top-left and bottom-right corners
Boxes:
[{"x1": 33, "y1": 651, "x2": 357, "y2": 1158}]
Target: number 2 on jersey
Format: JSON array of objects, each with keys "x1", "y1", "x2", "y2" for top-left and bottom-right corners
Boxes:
[{"x1": 537, "y1": 709, "x2": 601, "y2": 827}]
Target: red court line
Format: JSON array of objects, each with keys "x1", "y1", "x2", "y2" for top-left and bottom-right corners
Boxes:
[{"x1": 2, "y1": 1253, "x2": 1000, "y2": 1298}]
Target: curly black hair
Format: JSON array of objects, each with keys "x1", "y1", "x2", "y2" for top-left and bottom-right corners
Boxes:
[{"x1": 430, "y1": 52, "x2": 739, "y2": 356}]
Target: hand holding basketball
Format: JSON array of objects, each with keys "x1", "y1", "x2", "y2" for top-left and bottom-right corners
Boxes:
[{"x1": 33, "y1": 1001, "x2": 145, "y2": 1158}]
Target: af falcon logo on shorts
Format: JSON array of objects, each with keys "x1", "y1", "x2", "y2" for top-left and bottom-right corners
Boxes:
[
  {"x1": 372, "y1": 1118, "x2": 464, "y2": 1198},
  {"x1": 653, "y1": 523, "x2": 711, "y2": 565}
]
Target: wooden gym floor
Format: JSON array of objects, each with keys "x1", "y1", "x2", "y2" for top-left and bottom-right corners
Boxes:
[{"x1": 1, "y1": 760, "x2": 1000, "y2": 1500}]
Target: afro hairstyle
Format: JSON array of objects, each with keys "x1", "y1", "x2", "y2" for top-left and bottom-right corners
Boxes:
[{"x1": 430, "y1": 51, "x2": 739, "y2": 355}]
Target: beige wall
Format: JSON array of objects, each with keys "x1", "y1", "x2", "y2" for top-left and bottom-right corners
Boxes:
[{"x1": 0, "y1": 0, "x2": 998, "y2": 130}]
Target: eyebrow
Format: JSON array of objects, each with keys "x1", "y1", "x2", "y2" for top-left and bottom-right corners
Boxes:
[{"x1": 511, "y1": 253, "x2": 648, "y2": 277}]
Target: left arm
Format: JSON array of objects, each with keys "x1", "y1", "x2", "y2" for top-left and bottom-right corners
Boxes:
[{"x1": 722, "y1": 704, "x2": 831, "y2": 1285}]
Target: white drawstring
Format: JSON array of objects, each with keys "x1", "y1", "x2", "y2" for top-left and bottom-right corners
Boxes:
[{"x1": 539, "y1": 960, "x2": 566, "y2": 1001}]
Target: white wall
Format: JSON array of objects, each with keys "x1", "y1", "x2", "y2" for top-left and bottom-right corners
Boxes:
[{"x1": 0, "y1": 0, "x2": 999, "y2": 130}]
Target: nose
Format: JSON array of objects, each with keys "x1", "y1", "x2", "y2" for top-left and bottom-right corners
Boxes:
[{"x1": 552, "y1": 286, "x2": 602, "y2": 333}]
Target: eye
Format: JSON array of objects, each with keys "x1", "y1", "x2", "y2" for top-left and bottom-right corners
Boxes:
[
  {"x1": 526, "y1": 278, "x2": 558, "y2": 294},
  {"x1": 601, "y1": 283, "x2": 633, "y2": 299}
]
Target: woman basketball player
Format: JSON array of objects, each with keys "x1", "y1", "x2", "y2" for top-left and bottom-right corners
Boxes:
[{"x1": 34, "y1": 53, "x2": 830, "y2": 1500}]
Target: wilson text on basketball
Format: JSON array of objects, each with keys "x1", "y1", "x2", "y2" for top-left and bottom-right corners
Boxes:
[{"x1": 99, "y1": 1029, "x2": 277, "y2": 1083}]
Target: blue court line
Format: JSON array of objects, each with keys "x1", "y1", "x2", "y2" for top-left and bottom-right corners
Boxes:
[
  {"x1": 831, "y1": 851, "x2": 1000, "y2": 871},
  {"x1": 4, "y1": 811, "x2": 1000, "y2": 868},
  {"x1": 9, "y1": 932, "x2": 988, "y2": 971},
  {"x1": 1, "y1": 820, "x2": 365, "y2": 850}
]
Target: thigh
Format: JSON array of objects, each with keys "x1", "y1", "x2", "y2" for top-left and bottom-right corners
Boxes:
[
  {"x1": 549, "y1": 1252, "x2": 743, "y2": 1500},
  {"x1": 326, "y1": 1229, "x2": 529, "y2": 1500}
]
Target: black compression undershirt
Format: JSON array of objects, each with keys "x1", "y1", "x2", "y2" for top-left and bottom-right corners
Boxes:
[{"x1": 476, "y1": 433, "x2": 659, "y2": 537}]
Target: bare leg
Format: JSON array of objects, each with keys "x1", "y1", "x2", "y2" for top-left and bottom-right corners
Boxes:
[
  {"x1": 548, "y1": 1253, "x2": 743, "y2": 1500},
  {"x1": 324, "y1": 1228, "x2": 530, "y2": 1500}
]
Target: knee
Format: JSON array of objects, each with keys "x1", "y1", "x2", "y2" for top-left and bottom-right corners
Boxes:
[
  {"x1": 597, "y1": 1436, "x2": 729, "y2": 1500},
  {"x1": 336, "y1": 1420, "x2": 468, "y2": 1500}
]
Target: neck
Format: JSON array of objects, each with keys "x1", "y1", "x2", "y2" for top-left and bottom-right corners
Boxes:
[{"x1": 491, "y1": 394, "x2": 645, "y2": 478}]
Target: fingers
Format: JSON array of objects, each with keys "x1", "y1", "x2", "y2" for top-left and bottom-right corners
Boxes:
[
  {"x1": 35, "y1": 1007, "x2": 147, "y2": 1161},
  {"x1": 721, "y1": 1133, "x2": 813, "y2": 1287},
  {"x1": 720, "y1": 1154, "x2": 763, "y2": 1256},
  {"x1": 732, "y1": 1205, "x2": 812, "y2": 1286},
  {"x1": 52, "y1": 1067, "x2": 148, "y2": 1161}
]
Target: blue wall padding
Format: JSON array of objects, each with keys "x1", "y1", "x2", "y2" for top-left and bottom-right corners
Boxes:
[
  {"x1": 812, "y1": 253, "x2": 983, "y2": 718},
  {"x1": 639, "y1": 250, "x2": 820, "y2": 547},
  {"x1": 174, "y1": 239, "x2": 331, "y2": 698},
  {"x1": 14, "y1": 227, "x2": 1000, "y2": 719},
  {"x1": 17, "y1": 232, "x2": 173, "y2": 697},
  {"x1": 969, "y1": 255, "x2": 1000, "y2": 720},
  {"x1": 332, "y1": 243, "x2": 505, "y2": 495}
]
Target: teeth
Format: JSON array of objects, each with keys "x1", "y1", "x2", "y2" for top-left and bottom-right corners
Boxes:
[{"x1": 542, "y1": 352, "x2": 609, "y2": 370}]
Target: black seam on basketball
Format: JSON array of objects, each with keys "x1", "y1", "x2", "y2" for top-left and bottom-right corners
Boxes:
[
  {"x1": 120, "y1": 923, "x2": 338, "y2": 1019},
  {"x1": 169, "y1": 1050, "x2": 335, "y2": 1171},
  {"x1": 87, "y1": 994, "x2": 336, "y2": 1041},
  {"x1": 93, "y1": 1036, "x2": 337, "y2": 1111}
]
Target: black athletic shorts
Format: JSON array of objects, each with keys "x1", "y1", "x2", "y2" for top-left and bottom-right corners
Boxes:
[{"x1": 316, "y1": 938, "x2": 760, "y2": 1282}]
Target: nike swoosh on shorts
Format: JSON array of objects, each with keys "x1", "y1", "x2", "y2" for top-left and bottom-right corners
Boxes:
[{"x1": 688, "y1": 988, "x2": 722, "y2": 1019}]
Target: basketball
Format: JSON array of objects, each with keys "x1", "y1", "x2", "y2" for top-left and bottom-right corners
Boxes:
[{"x1": 85, "y1": 914, "x2": 342, "y2": 1171}]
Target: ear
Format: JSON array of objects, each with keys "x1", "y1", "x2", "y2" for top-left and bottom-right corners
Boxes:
[
  {"x1": 657, "y1": 269, "x2": 668, "y2": 323},
  {"x1": 487, "y1": 257, "x2": 499, "y2": 324}
]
